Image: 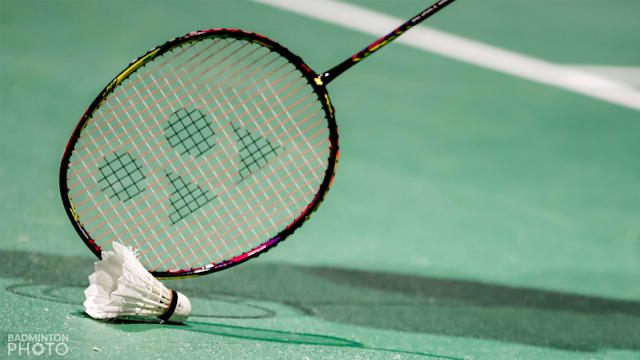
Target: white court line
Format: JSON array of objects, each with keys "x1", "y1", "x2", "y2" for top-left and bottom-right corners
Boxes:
[
  {"x1": 570, "y1": 66, "x2": 640, "y2": 88},
  {"x1": 254, "y1": 0, "x2": 640, "y2": 112}
]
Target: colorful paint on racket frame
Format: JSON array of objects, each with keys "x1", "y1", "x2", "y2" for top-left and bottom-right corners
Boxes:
[
  {"x1": 60, "y1": 29, "x2": 340, "y2": 278},
  {"x1": 60, "y1": 0, "x2": 454, "y2": 278}
]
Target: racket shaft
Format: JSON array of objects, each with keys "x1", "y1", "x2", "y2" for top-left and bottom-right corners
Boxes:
[{"x1": 320, "y1": 0, "x2": 456, "y2": 84}]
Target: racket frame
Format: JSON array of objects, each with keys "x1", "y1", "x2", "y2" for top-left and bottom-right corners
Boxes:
[
  {"x1": 59, "y1": 29, "x2": 339, "y2": 278},
  {"x1": 320, "y1": 0, "x2": 455, "y2": 84},
  {"x1": 62, "y1": 0, "x2": 456, "y2": 277}
]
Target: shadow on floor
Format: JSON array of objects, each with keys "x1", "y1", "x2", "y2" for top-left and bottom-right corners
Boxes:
[{"x1": 2, "y1": 249, "x2": 639, "y2": 352}]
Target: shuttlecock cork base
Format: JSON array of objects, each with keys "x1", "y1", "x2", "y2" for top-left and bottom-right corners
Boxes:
[
  {"x1": 83, "y1": 242, "x2": 191, "y2": 323},
  {"x1": 158, "y1": 290, "x2": 191, "y2": 323}
]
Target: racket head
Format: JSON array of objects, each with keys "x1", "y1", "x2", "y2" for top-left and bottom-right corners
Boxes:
[{"x1": 60, "y1": 29, "x2": 338, "y2": 278}]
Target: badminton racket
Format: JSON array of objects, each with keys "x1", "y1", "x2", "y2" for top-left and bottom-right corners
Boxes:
[{"x1": 60, "y1": 0, "x2": 455, "y2": 277}]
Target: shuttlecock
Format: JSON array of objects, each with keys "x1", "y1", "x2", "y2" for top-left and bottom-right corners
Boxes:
[{"x1": 83, "y1": 242, "x2": 191, "y2": 323}]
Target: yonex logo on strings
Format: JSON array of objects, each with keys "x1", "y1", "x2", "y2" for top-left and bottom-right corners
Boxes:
[{"x1": 96, "y1": 106, "x2": 281, "y2": 224}]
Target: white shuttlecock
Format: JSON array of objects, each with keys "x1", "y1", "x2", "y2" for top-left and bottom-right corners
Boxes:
[{"x1": 83, "y1": 242, "x2": 191, "y2": 323}]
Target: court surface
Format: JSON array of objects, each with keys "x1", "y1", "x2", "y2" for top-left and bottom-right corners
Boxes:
[{"x1": 1, "y1": 0, "x2": 639, "y2": 359}]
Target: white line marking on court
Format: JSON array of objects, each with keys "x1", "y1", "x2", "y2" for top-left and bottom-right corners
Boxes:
[
  {"x1": 568, "y1": 66, "x2": 640, "y2": 88},
  {"x1": 254, "y1": 0, "x2": 640, "y2": 112}
]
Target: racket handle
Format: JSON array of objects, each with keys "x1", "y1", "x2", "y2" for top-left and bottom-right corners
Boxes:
[{"x1": 319, "y1": 0, "x2": 456, "y2": 85}]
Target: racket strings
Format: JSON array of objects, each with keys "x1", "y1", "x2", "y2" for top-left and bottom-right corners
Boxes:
[
  {"x1": 143, "y1": 154, "x2": 329, "y2": 269},
  {"x1": 95, "y1": 41, "x2": 276, "y2": 163},
  {"x1": 72, "y1": 46, "x2": 290, "y2": 202},
  {"x1": 148, "y1": 122, "x2": 326, "y2": 268},
  {"x1": 70, "y1": 51, "x2": 303, "y2": 189},
  {"x1": 70, "y1": 39, "x2": 250, "y2": 258},
  {"x1": 85, "y1": 70, "x2": 316, "y2": 208},
  {"x1": 122, "y1": 46, "x2": 297, "y2": 265},
  {"x1": 69, "y1": 40, "x2": 264, "y2": 174},
  {"x1": 66, "y1": 37, "x2": 332, "y2": 271},
  {"x1": 149, "y1": 152, "x2": 329, "y2": 271},
  {"x1": 85, "y1": 70, "x2": 308, "y2": 242},
  {"x1": 138, "y1": 130, "x2": 329, "y2": 266},
  {"x1": 73, "y1": 39, "x2": 230, "y2": 155},
  {"x1": 143, "y1": 134, "x2": 329, "y2": 269}
]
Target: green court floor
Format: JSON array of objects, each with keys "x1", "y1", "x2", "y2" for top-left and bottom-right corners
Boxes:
[{"x1": 1, "y1": 0, "x2": 639, "y2": 359}]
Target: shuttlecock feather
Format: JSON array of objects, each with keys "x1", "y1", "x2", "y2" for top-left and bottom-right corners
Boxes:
[{"x1": 83, "y1": 242, "x2": 191, "y2": 323}]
